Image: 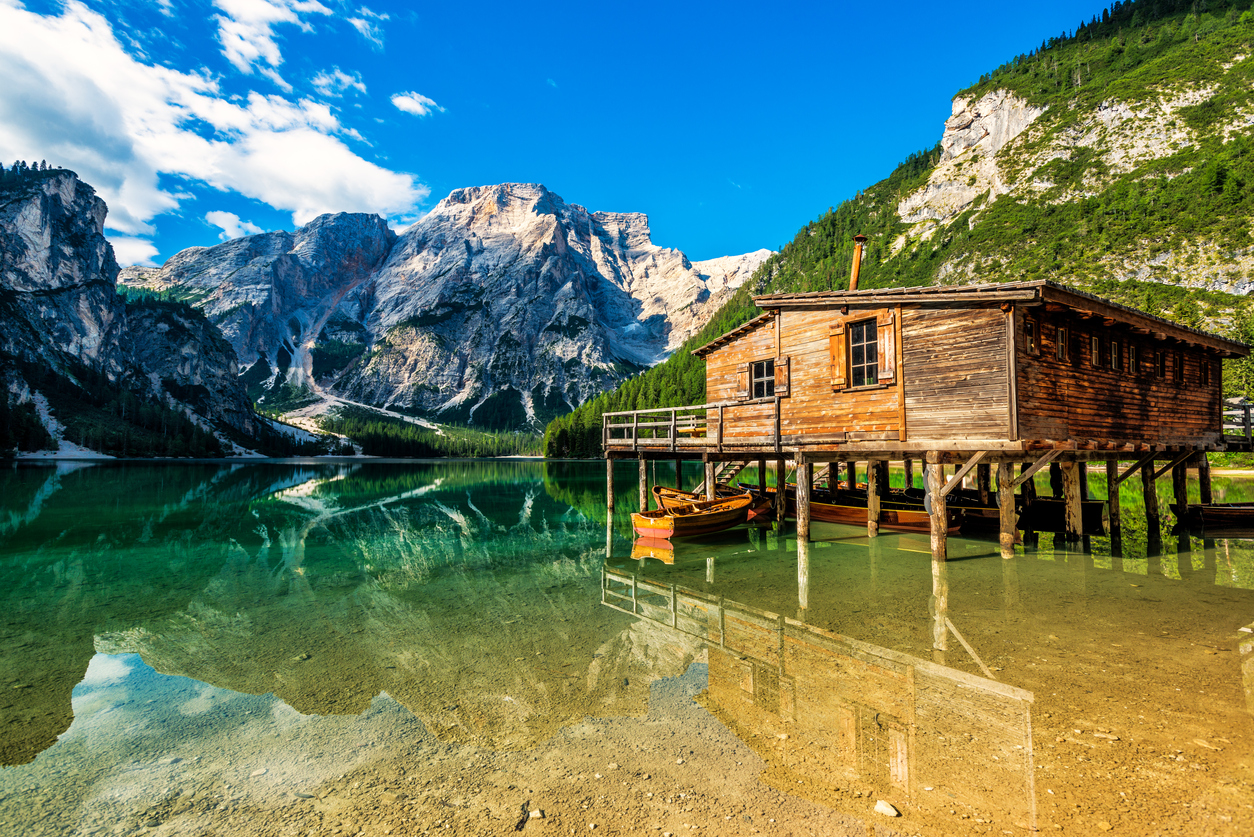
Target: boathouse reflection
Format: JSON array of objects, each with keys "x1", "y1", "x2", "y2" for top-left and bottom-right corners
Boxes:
[{"x1": 601, "y1": 562, "x2": 1037, "y2": 830}]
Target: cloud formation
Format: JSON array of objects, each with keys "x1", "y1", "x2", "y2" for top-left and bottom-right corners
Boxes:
[
  {"x1": 109, "y1": 235, "x2": 161, "y2": 267},
  {"x1": 206, "y1": 210, "x2": 264, "y2": 240},
  {"x1": 312, "y1": 67, "x2": 367, "y2": 97},
  {"x1": 347, "y1": 6, "x2": 388, "y2": 49},
  {"x1": 212, "y1": 0, "x2": 332, "y2": 89},
  {"x1": 391, "y1": 91, "x2": 444, "y2": 117},
  {"x1": 0, "y1": 2, "x2": 427, "y2": 242}
]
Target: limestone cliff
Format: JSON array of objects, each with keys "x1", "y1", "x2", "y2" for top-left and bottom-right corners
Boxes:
[{"x1": 0, "y1": 170, "x2": 259, "y2": 445}]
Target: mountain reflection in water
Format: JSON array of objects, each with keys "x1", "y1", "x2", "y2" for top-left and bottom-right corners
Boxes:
[{"x1": 0, "y1": 460, "x2": 1252, "y2": 835}]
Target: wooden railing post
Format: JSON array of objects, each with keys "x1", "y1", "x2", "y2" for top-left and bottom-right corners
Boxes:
[
  {"x1": 774, "y1": 396, "x2": 782, "y2": 453},
  {"x1": 717, "y1": 405, "x2": 725, "y2": 452},
  {"x1": 1245, "y1": 403, "x2": 1251, "y2": 447},
  {"x1": 632, "y1": 412, "x2": 639, "y2": 452},
  {"x1": 669, "y1": 409, "x2": 677, "y2": 452}
]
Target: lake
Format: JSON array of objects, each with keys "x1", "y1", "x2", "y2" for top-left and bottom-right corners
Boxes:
[{"x1": 0, "y1": 459, "x2": 1251, "y2": 836}]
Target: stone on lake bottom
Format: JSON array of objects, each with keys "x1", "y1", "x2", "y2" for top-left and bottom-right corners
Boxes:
[{"x1": 874, "y1": 800, "x2": 900, "y2": 817}]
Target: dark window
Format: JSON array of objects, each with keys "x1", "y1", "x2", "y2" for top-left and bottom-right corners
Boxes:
[
  {"x1": 1109, "y1": 340, "x2": 1121, "y2": 372},
  {"x1": 1155, "y1": 350, "x2": 1166, "y2": 378},
  {"x1": 1056, "y1": 327, "x2": 1070, "y2": 363},
  {"x1": 751, "y1": 359, "x2": 774, "y2": 399},
  {"x1": 849, "y1": 319, "x2": 878, "y2": 387},
  {"x1": 1174, "y1": 352, "x2": 1184, "y2": 383},
  {"x1": 1090, "y1": 334, "x2": 1101, "y2": 368},
  {"x1": 1201, "y1": 357, "x2": 1211, "y2": 385},
  {"x1": 1128, "y1": 343, "x2": 1139, "y2": 374},
  {"x1": 1025, "y1": 319, "x2": 1038, "y2": 354}
]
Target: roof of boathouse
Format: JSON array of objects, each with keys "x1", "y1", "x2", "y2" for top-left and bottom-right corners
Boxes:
[{"x1": 692, "y1": 279, "x2": 1249, "y2": 358}]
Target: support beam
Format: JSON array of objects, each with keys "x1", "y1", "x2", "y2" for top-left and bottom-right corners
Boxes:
[
  {"x1": 928, "y1": 459, "x2": 948, "y2": 564},
  {"x1": 998, "y1": 462, "x2": 1016, "y2": 560},
  {"x1": 977, "y1": 463, "x2": 992, "y2": 506},
  {"x1": 1061, "y1": 461, "x2": 1082, "y2": 541},
  {"x1": 758, "y1": 458, "x2": 767, "y2": 497},
  {"x1": 1115, "y1": 453, "x2": 1156, "y2": 486},
  {"x1": 674, "y1": 458, "x2": 683, "y2": 491},
  {"x1": 704, "y1": 460, "x2": 716, "y2": 501},
  {"x1": 1152, "y1": 450, "x2": 1194, "y2": 481},
  {"x1": 797, "y1": 462, "x2": 813, "y2": 543},
  {"x1": 1142, "y1": 459, "x2": 1161, "y2": 555},
  {"x1": 606, "y1": 458, "x2": 615, "y2": 559},
  {"x1": 867, "y1": 458, "x2": 881, "y2": 538},
  {"x1": 940, "y1": 450, "x2": 989, "y2": 497},
  {"x1": 1198, "y1": 453, "x2": 1212, "y2": 505},
  {"x1": 639, "y1": 457, "x2": 648, "y2": 510},
  {"x1": 1010, "y1": 450, "x2": 1062, "y2": 489},
  {"x1": 1173, "y1": 461, "x2": 1190, "y2": 554},
  {"x1": 904, "y1": 458, "x2": 914, "y2": 490},
  {"x1": 1106, "y1": 459, "x2": 1123, "y2": 556},
  {"x1": 845, "y1": 460, "x2": 857, "y2": 489}
]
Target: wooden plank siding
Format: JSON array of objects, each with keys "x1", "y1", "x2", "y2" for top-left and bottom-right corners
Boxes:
[
  {"x1": 1015, "y1": 307, "x2": 1224, "y2": 445},
  {"x1": 903, "y1": 308, "x2": 1011, "y2": 441}
]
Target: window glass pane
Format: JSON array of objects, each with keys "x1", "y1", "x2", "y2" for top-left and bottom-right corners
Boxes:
[{"x1": 848, "y1": 319, "x2": 878, "y2": 387}]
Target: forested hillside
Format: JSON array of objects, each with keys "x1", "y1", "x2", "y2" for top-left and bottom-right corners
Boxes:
[{"x1": 545, "y1": 0, "x2": 1254, "y2": 457}]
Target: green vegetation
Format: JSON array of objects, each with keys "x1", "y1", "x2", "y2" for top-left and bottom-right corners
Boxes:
[
  {"x1": 544, "y1": 0, "x2": 1254, "y2": 457},
  {"x1": 319, "y1": 406, "x2": 542, "y2": 457},
  {"x1": 0, "y1": 397, "x2": 54, "y2": 457}
]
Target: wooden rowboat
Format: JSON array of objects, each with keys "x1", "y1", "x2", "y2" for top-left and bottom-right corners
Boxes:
[
  {"x1": 631, "y1": 493, "x2": 754, "y2": 538},
  {"x1": 653, "y1": 484, "x2": 774, "y2": 521},
  {"x1": 1171, "y1": 502, "x2": 1254, "y2": 536},
  {"x1": 749, "y1": 484, "x2": 962, "y2": 534},
  {"x1": 630, "y1": 537, "x2": 676, "y2": 563}
]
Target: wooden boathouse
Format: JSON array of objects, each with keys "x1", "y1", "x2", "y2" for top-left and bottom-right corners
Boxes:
[{"x1": 602, "y1": 272, "x2": 1250, "y2": 563}]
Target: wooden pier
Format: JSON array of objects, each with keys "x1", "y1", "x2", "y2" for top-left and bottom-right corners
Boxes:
[{"x1": 603, "y1": 277, "x2": 1249, "y2": 566}]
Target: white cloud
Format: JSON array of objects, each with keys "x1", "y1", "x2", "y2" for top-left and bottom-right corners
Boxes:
[
  {"x1": 80, "y1": 654, "x2": 133, "y2": 686},
  {"x1": 0, "y1": 2, "x2": 427, "y2": 235},
  {"x1": 347, "y1": 6, "x2": 388, "y2": 48},
  {"x1": 109, "y1": 235, "x2": 160, "y2": 266},
  {"x1": 391, "y1": 91, "x2": 444, "y2": 117},
  {"x1": 312, "y1": 67, "x2": 367, "y2": 97},
  {"x1": 212, "y1": 0, "x2": 332, "y2": 85},
  {"x1": 206, "y1": 210, "x2": 264, "y2": 240}
]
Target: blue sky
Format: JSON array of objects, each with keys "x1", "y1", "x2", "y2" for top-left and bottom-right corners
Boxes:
[{"x1": 1, "y1": 0, "x2": 1109, "y2": 266}]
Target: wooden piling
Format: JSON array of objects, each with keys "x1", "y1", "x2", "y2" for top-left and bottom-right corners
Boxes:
[
  {"x1": 1142, "y1": 459, "x2": 1161, "y2": 555},
  {"x1": 758, "y1": 458, "x2": 767, "y2": 496},
  {"x1": 775, "y1": 458, "x2": 787, "y2": 521},
  {"x1": 931, "y1": 547, "x2": 949, "y2": 654},
  {"x1": 639, "y1": 457, "x2": 648, "y2": 510},
  {"x1": 606, "y1": 458, "x2": 615, "y2": 513},
  {"x1": 997, "y1": 462, "x2": 1015, "y2": 560},
  {"x1": 1078, "y1": 462, "x2": 1090, "y2": 549},
  {"x1": 797, "y1": 461, "x2": 812, "y2": 543},
  {"x1": 867, "y1": 458, "x2": 881, "y2": 538},
  {"x1": 1106, "y1": 459, "x2": 1123, "y2": 557},
  {"x1": 674, "y1": 458, "x2": 683, "y2": 490},
  {"x1": 1021, "y1": 461, "x2": 1038, "y2": 549},
  {"x1": 978, "y1": 463, "x2": 991, "y2": 506},
  {"x1": 1173, "y1": 461, "x2": 1190, "y2": 554},
  {"x1": 704, "y1": 460, "x2": 716, "y2": 501},
  {"x1": 845, "y1": 460, "x2": 856, "y2": 489},
  {"x1": 1061, "y1": 461, "x2": 1082, "y2": 541},
  {"x1": 927, "y1": 458, "x2": 948, "y2": 564},
  {"x1": 1198, "y1": 453, "x2": 1212, "y2": 504},
  {"x1": 904, "y1": 458, "x2": 914, "y2": 490}
]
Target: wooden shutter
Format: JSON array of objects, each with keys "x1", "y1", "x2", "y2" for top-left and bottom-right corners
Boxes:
[
  {"x1": 877, "y1": 309, "x2": 897, "y2": 384},
  {"x1": 829, "y1": 323, "x2": 847, "y2": 390},
  {"x1": 736, "y1": 365, "x2": 750, "y2": 400},
  {"x1": 774, "y1": 356, "x2": 790, "y2": 396}
]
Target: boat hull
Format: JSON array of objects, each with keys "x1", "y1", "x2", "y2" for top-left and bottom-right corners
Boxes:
[
  {"x1": 654, "y1": 484, "x2": 774, "y2": 521},
  {"x1": 631, "y1": 494, "x2": 753, "y2": 539},
  {"x1": 750, "y1": 485, "x2": 962, "y2": 534}
]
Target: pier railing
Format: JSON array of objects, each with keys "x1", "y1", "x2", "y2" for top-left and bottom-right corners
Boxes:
[
  {"x1": 1223, "y1": 397, "x2": 1254, "y2": 451},
  {"x1": 602, "y1": 398, "x2": 784, "y2": 453}
]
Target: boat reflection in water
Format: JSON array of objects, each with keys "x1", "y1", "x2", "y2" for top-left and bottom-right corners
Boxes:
[{"x1": 602, "y1": 556, "x2": 1037, "y2": 833}]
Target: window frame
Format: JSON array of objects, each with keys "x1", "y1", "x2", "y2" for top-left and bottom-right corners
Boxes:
[
  {"x1": 1155, "y1": 349, "x2": 1167, "y2": 378},
  {"x1": 1024, "y1": 318, "x2": 1038, "y2": 355},
  {"x1": 1109, "y1": 339, "x2": 1121, "y2": 373},
  {"x1": 1090, "y1": 333, "x2": 1101, "y2": 368},
  {"x1": 847, "y1": 318, "x2": 879, "y2": 389},
  {"x1": 1056, "y1": 326, "x2": 1070, "y2": 363},
  {"x1": 751, "y1": 359, "x2": 775, "y2": 400}
]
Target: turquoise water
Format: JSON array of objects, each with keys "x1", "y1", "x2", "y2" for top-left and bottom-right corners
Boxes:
[{"x1": 0, "y1": 460, "x2": 1251, "y2": 835}]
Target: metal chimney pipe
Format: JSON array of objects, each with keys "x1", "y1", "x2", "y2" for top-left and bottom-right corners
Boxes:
[{"x1": 849, "y1": 234, "x2": 868, "y2": 291}]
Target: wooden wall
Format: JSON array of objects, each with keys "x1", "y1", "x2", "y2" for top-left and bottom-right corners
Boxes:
[
  {"x1": 1015, "y1": 307, "x2": 1224, "y2": 444},
  {"x1": 705, "y1": 318, "x2": 777, "y2": 439},
  {"x1": 903, "y1": 308, "x2": 1011, "y2": 441}
]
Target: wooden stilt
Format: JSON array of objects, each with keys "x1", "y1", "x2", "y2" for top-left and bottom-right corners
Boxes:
[
  {"x1": 1061, "y1": 461, "x2": 1082, "y2": 541},
  {"x1": 639, "y1": 457, "x2": 648, "y2": 510},
  {"x1": 1106, "y1": 459, "x2": 1123, "y2": 557},
  {"x1": 1173, "y1": 461, "x2": 1190, "y2": 554},
  {"x1": 797, "y1": 461, "x2": 812, "y2": 543},
  {"x1": 675, "y1": 458, "x2": 683, "y2": 490},
  {"x1": 1021, "y1": 461, "x2": 1038, "y2": 549},
  {"x1": 927, "y1": 458, "x2": 948, "y2": 564},
  {"x1": 904, "y1": 458, "x2": 914, "y2": 490},
  {"x1": 845, "y1": 460, "x2": 856, "y2": 489},
  {"x1": 977, "y1": 463, "x2": 991, "y2": 506},
  {"x1": 797, "y1": 538, "x2": 810, "y2": 615},
  {"x1": 704, "y1": 460, "x2": 716, "y2": 501},
  {"x1": 1198, "y1": 452, "x2": 1214, "y2": 551},
  {"x1": 1078, "y1": 462, "x2": 1090, "y2": 548},
  {"x1": 997, "y1": 462, "x2": 1015, "y2": 560},
  {"x1": 606, "y1": 458, "x2": 615, "y2": 558},
  {"x1": 867, "y1": 458, "x2": 881, "y2": 538},
  {"x1": 1142, "y1": 459, "x2": 1161, "y2": 556},
  {"x1": 758, "y1": 458, "x2": 767, "y2": 496},
  {"x1": 931, "y1": 540, "x2": 949, "y2": 653},
  {"x1": 775, "y1": 458, "x2": 787, "y2": 521},
  {"x1": 1049, "y1": 461, "x2": 1063, "y2": 499}
]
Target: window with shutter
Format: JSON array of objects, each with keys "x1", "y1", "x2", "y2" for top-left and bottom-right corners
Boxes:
[
  {"x1": 848, "y1": 319, "x2": 878, "y2": 387},
  {"x1": 736, "y1": 366, "x2": 750, "y2": 399},
  {"x1": 830, "y1": 323, "x2": 847, "y2": 390},
  {"x1": 876, "y1": 309, "x2": 896, "y2": 385},
  {"x1": 751, "y1": 359, "x2": 775, "y2": 399},
  {"x1": 774, "y1": 356, "x2": 790, "y2": 396}
]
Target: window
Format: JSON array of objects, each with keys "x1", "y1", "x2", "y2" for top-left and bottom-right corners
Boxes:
[
  {"x1": 1155, "y1": 350, "x2": 1166, "y2": 378},
  {"x1": 1109, "y1": 340, "x2": 1121, "y2": 372},
  {"x1": 849, "y1": 319, "x2": 878, "y2": 387},
  {"x1": 1174, "y1": 352, "x2": 1184, "y2": 383},
  {"x1": 751, "y1": 359, "x2": 774, "y2": 399},
  {"x1": 1128, "y1": 343, "x2": 1139, "y2": 374},
  {"x1": 1201, "y1": 357, "x2": 1211, "y2": 386},
  {"x1": 1090, "y1": 334, "x2": 1101, "y2": 368},
  {"x1": 1025, "y1": 318, "x2": 1038, "y2": 354},
  {"x1": 1056, "y1": 327, "x2": 1070, "y2": 362}
]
